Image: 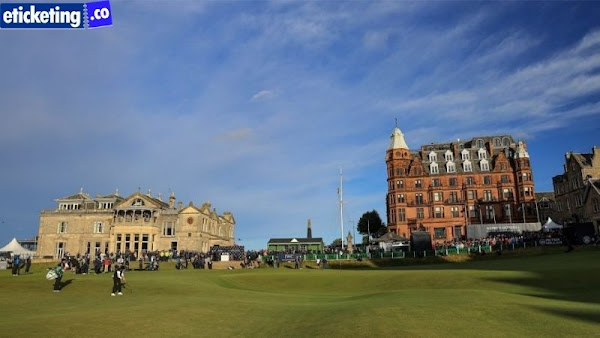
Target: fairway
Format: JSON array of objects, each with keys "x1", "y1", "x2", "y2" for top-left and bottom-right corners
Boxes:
[{"x1": 1, "y1": 249, "x2": 599, "y2": 337}]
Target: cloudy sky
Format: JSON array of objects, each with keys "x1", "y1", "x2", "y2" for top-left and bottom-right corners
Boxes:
[{"x1": 1, "y1": 1, "x2": 600, "y2": 249}]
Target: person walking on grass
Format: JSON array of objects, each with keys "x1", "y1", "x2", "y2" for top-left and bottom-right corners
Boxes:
[
  {"x1": 111, "y1": 265, "x2": 125, "y2": 296},
  {"x1": 50, "y1": 262, "x2": 64, "y2": 292}
]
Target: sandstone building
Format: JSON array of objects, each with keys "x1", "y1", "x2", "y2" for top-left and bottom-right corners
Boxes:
[
  {"x1": 385, "y1": 127, "x2": 537, "y2": 242},
  {"x1": 37, "y1": 189, "x2": 235, "y2": 258},
  {"x1": 552, "y1": 147, "x2": 600, "y2": 231}
]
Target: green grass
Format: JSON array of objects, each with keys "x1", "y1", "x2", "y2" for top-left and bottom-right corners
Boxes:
[{"x1": 1, "y1": 248, "x2": 599, "y2": 337}]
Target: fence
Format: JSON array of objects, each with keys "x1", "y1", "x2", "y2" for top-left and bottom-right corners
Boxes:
[{"x1": 263, "y1": 240, "x2": 543, "y2": 262}]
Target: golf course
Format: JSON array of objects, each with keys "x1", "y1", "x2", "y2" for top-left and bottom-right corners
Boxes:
[{"x1": 1, "y1": 248, "x2": 599, "y2": 337}]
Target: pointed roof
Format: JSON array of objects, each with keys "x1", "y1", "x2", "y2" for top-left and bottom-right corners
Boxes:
[
  {"x1": 389, "y1": 127, "x2": 409, "y2": 150},
  {"x1": 0, "y1": 238, "x2": 35, "y2": 255}
]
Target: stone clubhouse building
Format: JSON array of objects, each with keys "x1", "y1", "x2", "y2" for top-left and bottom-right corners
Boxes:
[
  {"x1": 385, "y1": 126, "x2": 538, "y2": 242},
  {"x1": 36, "y1": 189, "x2": 235, "y2": 258}
]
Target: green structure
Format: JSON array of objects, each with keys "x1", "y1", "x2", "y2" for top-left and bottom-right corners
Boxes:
[
  {"x1": 267, "y1": 219, "x2": 324, "y2": 252},
  {"x1": 267, "y1": 237, "x2": 324, "y2": 252}
]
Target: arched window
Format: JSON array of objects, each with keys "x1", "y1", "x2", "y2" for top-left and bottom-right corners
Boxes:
[
  {"x1": 430, "y1": 162, "x2": 439, "y2": 174},
  {"x1": 428, "y1": 151, "x2": 437, "y2": 162},
  {"x1": 494, "y1": 138, "x2": 501, "y2": 147},
  {"x1": 503, "y1": 137, "x2": 510, "y2": 146},
  {"x1": 477, "y1": 139, "x2": 485, "y2": 149}
]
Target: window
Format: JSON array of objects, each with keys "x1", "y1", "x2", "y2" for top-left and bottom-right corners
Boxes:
[
  {"x1": 476, "y1": 139, "x2": 485, "y2": 149},
  {"x1": 429, "y1": 151, "x2": 437, "y2": 162},
  {"x1": 132, "y1": 198, "x2": 145, "y2": 206},
  {"x1": 390, "y1": 209, "x2": 396, "y2": 223},
  {"x1": 494, "y1": 138, "x2": 501, "y2": 147},
  {"x1": 142, "y1": 234, "x2": 149, "y2": 251},
  {"x1": 397, "y1": 194, "x2": 405, "y2": 203},
  {"x1": 417, "y1": 208, "x2": 424, "y2": 219},
  {"x1": 56, "y1": 242, "x2": 65, "y2": 258},
  {"x1": 521, "y1": 173, "x2": 531, "y2": 181},
  {"x1": 93, "y1": 221, "x2": 103, "y2": 233},
  {"x1": 501, "y1": 175, "x2": 509, "y2": 183},
  {"x1": 466, "y1": 176, "x2": 474, "y2": 185},
  {"x1": 398, "y1": 180, "x2": 404, "y2": 188},
  {"x1": 446, "y1": 161, "x2": 456, "y2": 173},
  {"x1": 434, "y1": 206, "x2": 444, "y2": 218},
  {"x1": 449, "y1": 191, "x2": 458, "y2": 203},
  {"x1": 163, "y1": 222, "x2": 175, "y2": 236},
  {"x1": 445, "y1": 150, "x2": 453, "y2": 161},
  {"x1": 415, "y1": 180, "x2": 422, "y2": 188},
  {"x1": 486, "y1": 205, "x2": 495, "y2": 220},
  {"x1": 503, "y1": 138, "x2": 510, "y2": 146},
  {"x1": 461, "y1": 149, "x2": 470, "y2": 160},
  {"x1": 503, "y1": 204, "x2": 512, "y2": 217},
  {"x1": 451, "y1": 206, "x2": 459, "y2": 217},
  {"x1": 434, "y1": 227, "x2": 446, "y2": 239},
  {"x1": 467, "y1": 190, "x2": 477, "y2": 200},
  {"x1": 503, "y1": 188, "x2": 513, "y2": 199},
  {"x1": 432, "y1": 179, "x2": 441, "y2": 187},
  {"x1": 478, "y1": 148, "x2": 487, "y2": 160},
  {"x1": 593, "y1": 198, "x2": 600, "y2": 213},
  {"x1": 430, "y1": 162, "x2": 439, "y2": 174},
  {"x1": 484, "y1": 176, "x2": 492, "y2": 185},
  {"x1": 484, "y1": 190, "x2": 493, "y2": 201},
  {"x1": 524, "y1": 187, "x2": 532, "y2": 197},
  {"x1": 398, "y1": 208, "x2": 406, "y2": 221},
  {"x1": 480, "y1": 159, "x2": 489, "y2": 171},
  {"x1": 99, "y1": 202, "x2": 113, "y2": 209},
  {"x1": 116, "y1": 234, "x2": 122, "y2": 253},
  {"x1": 469, "y1": 205, "x2": 478, "y2": 218},
  {"x1": 57, "y1": 221, "x2": 67, "y2": 233},
  {"x1": 415, "y1": 193, "x2": 424, "y2": 205},
  {"x1": 433, "y1": 192, "x2": 443, "y2": 202},
  {"x1": 463, "y1": 160, "x2": 472, "y2": 172},
  {"x1": 500, "y1": 163, "x2": 507, "y2": 171},
  {"x1": 449, "y1": 177, "x2": 457, "y2": 186}
]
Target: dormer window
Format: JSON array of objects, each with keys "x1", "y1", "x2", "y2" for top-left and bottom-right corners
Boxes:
[
  {"x1": 428, "y1": 151, "x2": 437, "y2": 162},
  {"x1": 446, "y1": 161, "x2": 456, "y2": 173},
  {"x1": 478, "y1": 148, "x2": 487, "y2": 160},
  {"x1": 476, "y1": 139, "x2": 485, "y2": 149},
  {"x1": 463, "y1": 160, "x2": 472, "y2": 172},
  {"x1": 444, "y1": 150, "x2": 453, "y2": 162},
  {"x1": 430, "y1": 162, "x2": 439, "y2": 174},
  {"x1": 461, "y1": 149, "x2": 470, "y2": 160},
  {"x1": 480, "y1": 159, "x2": 489, "y2": 171},
  {"x1": 494, "y1": 138, "x2": 501, "y2": 147},
  {"x1": 503, "y1": 137, "x2": 510, "y2": 146}
]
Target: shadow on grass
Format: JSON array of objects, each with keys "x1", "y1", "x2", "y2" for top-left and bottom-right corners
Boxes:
[
  {"x1": 61, "y1": 279, "x2": 74, "y2": 290},
  {"x1": 530, "y1": 306, "x2": 600, "y2": 325}
]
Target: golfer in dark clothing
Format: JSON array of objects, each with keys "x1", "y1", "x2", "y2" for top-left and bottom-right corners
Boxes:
[
  {"x1": 52, "y1": 264, "x2": 64, "y2": 292},
  {"x1": 111, "y1": 266, "x2": 125, "y2": 296},
  {"x1": 25, "y1": 257, "x2": 31, "y2": 274}
]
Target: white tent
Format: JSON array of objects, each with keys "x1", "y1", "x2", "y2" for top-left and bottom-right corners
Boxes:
[
  {"x1": 0, "y1": 238, "x2": 36, "y2": 256},
  {"x1": 542, "y1": 218, "x2": 563, "y2": 231}
]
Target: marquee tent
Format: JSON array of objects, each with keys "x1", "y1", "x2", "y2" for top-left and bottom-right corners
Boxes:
[
  {"x1": 542, "y1": 218, "x2": 563, "y2": 231},
  {"x1": 0, "y1": 238, "x2": 36, "y2": 256}
]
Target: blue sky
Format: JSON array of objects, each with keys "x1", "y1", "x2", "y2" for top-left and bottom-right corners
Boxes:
[{"x1": 1, "y1": 1, "x2": 600, "y2": 250}]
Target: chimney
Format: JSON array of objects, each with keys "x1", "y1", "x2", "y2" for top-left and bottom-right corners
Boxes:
[
  {"x1": 593, "y1": 146, "x2": 600, "y2": 167},
  {"x1": 307, "y1": 219, "x2": 312, "y2": 239},
  {"x1": 169, "y1": 192, "x2": 176, "y2": 209}
]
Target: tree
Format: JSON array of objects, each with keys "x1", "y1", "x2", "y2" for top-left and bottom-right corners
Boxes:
[
  {"x1": 330, "y1": 238, "x2": 342, "y2": 247},
  {"x1": 357, "y1": 210, "x2": 385, "y2": 235}
]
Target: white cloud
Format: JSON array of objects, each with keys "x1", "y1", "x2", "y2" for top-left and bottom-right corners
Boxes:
[{"x1": 251, "y1": 89, "x2": 276, "y2": 101}]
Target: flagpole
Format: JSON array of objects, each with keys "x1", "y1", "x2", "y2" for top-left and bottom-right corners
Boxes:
[
  {"x1": 339, "y1": 168, "x2": 345, "y2": 250},
  {"x1": 522, "y1": 202, "x2": 526, "y2": 223},
  {"x1": 535, "y1": 200, "x2": 540, "y2": 223}
]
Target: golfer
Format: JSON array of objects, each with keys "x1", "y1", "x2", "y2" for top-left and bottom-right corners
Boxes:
[{"x1": 111, "y1": 265, "x2": 125, "y2": 296}]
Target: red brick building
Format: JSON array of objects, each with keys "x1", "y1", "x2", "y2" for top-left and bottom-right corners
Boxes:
[{"x1": 385, "y1": 127, "x2": 537, "y2": 242}]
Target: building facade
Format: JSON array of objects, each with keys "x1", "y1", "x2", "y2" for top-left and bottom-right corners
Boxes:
[
  {"x1": 37, "y1": 189, "x2": 235, "y2": 258},
  {"x1": 385, "y1": 127, "x2": 538, "y2": 242},
  {"x1": 535, "y1": 192, "x2": 558, "y2": 223},
  {"x1": 552, "y1": 147, "x2": 600, "y2": 231}
]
